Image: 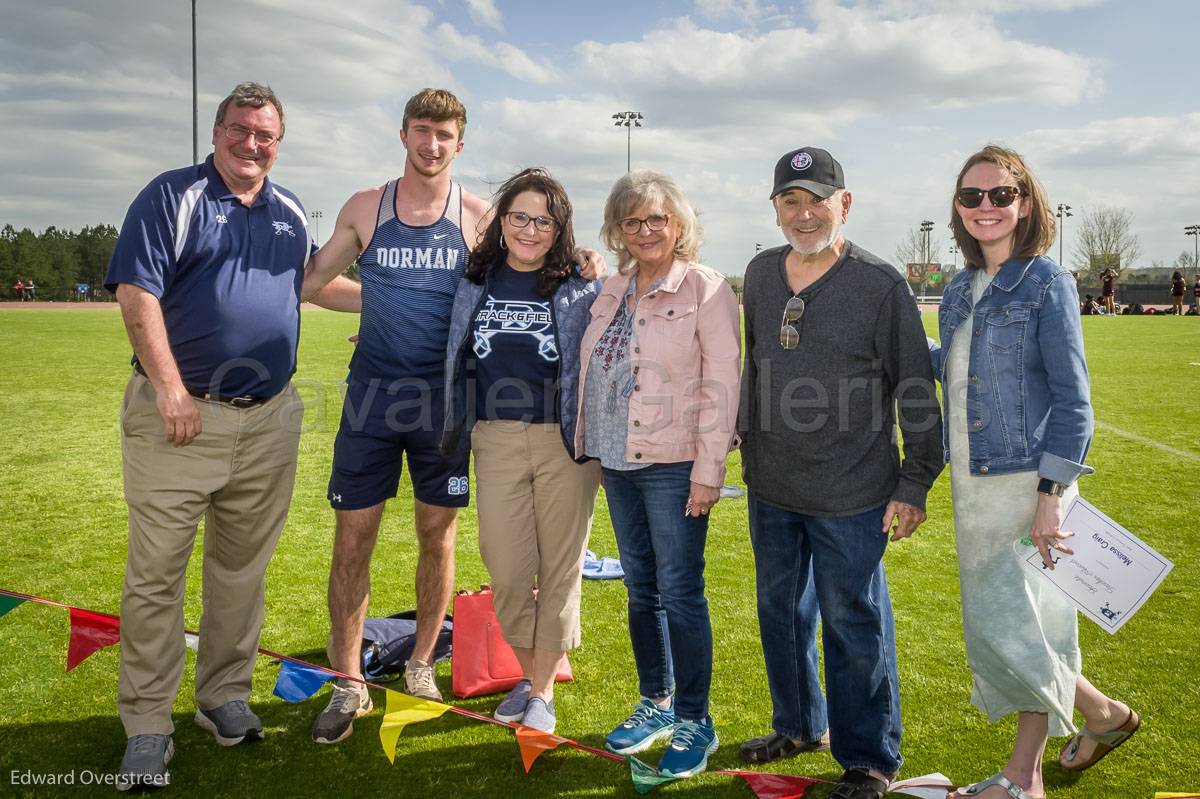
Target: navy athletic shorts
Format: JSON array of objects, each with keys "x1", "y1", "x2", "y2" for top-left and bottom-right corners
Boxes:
[{"x1": 328, "y1": 378, "x2": 469, "y2": 510}]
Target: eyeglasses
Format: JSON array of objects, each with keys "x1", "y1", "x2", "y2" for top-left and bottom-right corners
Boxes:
[
  {"x1": 956, "y1": 186, "x2": 1022, "y2": 209},
  {"x1": 504, "y1": 211, "x2": 556, "y2": 233},
  {"x1": 219, "y1": 123, "x2": 280, "y2": 147},
  {"x1": 619, "y1": 214, "x2": 670, "y2": 235},
  {"x1": 779, "y1": 295, "x2": 806, "y2": 350}
]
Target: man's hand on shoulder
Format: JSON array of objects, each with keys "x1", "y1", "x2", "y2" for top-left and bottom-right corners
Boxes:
[
  {"x1": 576, "y1": 247, "x2": 606, "y2": 280},
  {"x1": 882, "y1": 500, "x2": 926, "y2": 541}
]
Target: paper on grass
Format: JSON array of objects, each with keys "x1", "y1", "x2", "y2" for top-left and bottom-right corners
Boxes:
[{"x1": 889, "y1": 773, "x2": 953, "y2": 798}]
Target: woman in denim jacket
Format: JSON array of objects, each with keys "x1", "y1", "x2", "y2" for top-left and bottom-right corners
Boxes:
[
  {"x1": 576, "y1": 170, "x2": 740, "y2": 778},
  {"x1": 441, "y1": 169, "x2": 601, "y2": 733},
  {"x1": 937, "y1": 146, "x2": 1138, "y2": 799}
]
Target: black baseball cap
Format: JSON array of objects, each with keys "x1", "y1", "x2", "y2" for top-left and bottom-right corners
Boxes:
[{"x1": 770, "y1": 147, "x2": 845, "y2": 199}]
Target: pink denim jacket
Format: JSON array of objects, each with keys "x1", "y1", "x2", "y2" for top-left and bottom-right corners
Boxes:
[{"x1": 575, "y1": 259, "x2": 741, "y2": 487}]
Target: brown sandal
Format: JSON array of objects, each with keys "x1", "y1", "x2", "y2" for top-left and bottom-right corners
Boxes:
[{"x1": 1059, "y1": 708, "x2": 1140, "y2": 771}]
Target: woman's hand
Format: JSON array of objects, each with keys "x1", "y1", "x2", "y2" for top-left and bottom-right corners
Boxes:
[
  {"x1": 1031, "y1": 492, "x2": 1075, "y2": 569},
  {"x1": 686, "y1": 482, "x2": 720, "y2": 517}
]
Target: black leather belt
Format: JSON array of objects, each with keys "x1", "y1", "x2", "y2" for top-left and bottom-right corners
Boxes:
[{"x1": 133, "y1": 362, "x2": 271, "y2": 408}]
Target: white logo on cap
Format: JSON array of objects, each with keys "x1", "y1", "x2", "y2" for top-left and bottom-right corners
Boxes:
[{"x1": 791, "y1": 152, "x2": 812, "y2": 171}]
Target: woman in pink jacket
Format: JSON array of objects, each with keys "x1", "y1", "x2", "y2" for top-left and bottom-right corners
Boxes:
[{"x1": 576, "y1": 170, "x2": 740, "y2": 778}]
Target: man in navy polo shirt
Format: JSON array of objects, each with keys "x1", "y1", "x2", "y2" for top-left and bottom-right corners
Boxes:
[{"x1": 104, "y1": 82, "x2": 357, "y2": 790}]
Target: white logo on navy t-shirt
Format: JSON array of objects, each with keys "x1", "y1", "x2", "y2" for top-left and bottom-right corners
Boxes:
[{"x1": 473, "y1": 295, "x2": 557, "y2": 362}]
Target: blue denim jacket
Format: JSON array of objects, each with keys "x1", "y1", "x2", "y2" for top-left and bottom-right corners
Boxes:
[
  {"x1": 441, "y1": 271, "x2": 600, "y2": 461},
  {"x1": 932, "y1": 255, "x2": 1093, "y2": 483}
]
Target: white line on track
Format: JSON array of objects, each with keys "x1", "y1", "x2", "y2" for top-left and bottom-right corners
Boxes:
[{"x1": 1095, "y1": 421, "x2": 1200, "y2": 462}]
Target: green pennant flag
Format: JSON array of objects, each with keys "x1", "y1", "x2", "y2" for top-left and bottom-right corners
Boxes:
[
  {"x1": 0, "y1": 595, "x2": 26, "y2": 619},
  {"x1": 628, "y1": 756, "x2": 679, "y2": 794}
]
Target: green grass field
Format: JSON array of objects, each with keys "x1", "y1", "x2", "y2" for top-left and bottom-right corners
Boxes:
[{"x1": 0, "y1": 308, "x2": 1196, "y2": 798}]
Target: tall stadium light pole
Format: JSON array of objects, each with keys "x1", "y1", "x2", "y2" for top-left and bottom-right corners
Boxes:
[
  {"x1": 192, "y1": 0, "x2": 198, "y2": 165},
  {"x1": 612, "y1": 111, "x2": 643, "y2": 173},
  {"x1": 920, "y1": 220, "x2": 934, "y2": 295},
  {"x1": 1186, "y1": 225, "x2": 1200, "y2": 271},
  {"x1": 1056, "y1": 203, "x2": 1073, "y2": 266},
  {"x1": 310, "y1": 210, "x2": 323, "y2": 245},
  {"x1": 949, "y1": 244, "x2": 959, "y2": 268}
]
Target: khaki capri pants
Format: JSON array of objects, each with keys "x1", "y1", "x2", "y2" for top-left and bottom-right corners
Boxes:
[{"x1": 472, "y1": 420, "x2": 600, "y2": 651}]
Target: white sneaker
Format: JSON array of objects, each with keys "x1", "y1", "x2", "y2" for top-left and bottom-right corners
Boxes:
[{"x1": 404, "y1": 659, "x2": 443, "y2": 702}]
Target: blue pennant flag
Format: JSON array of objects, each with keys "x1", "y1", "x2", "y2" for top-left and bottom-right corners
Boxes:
[{"x1": 273, "y1": 660, "x2": 335, "y2": 702}]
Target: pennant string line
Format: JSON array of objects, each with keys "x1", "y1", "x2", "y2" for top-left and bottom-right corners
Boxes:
[{"x1": 4, "y1": 588, "x2": 623, "y2": 763}]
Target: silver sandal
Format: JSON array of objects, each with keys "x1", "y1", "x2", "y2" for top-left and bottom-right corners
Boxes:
[{"x1": 953, "y1": 772, "x2": 1041, "y2": 799}]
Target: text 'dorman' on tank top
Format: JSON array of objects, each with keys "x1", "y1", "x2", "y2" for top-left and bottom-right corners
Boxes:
[{"x1": 351, "y1": 179, "x2": 468, "y2": 385}]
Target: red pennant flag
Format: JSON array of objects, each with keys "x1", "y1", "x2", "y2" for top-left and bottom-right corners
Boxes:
[
  {"x1": 515, "y1": 726, "x2": 570, "y2": 772},
  {"x1": 721, "y1": 770, "x2": 824, "y2": 799},
  {"x1": 67, "y1": 607, "x2": 121, "y2": 671}
]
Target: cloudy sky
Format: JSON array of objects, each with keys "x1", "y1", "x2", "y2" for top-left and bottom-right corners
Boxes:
[{"x1": 2, "y1": 0, "x2": 1197, "y2": 274}]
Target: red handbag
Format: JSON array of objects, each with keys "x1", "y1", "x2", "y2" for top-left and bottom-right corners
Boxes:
[{"x1": 451, "y1": 586, "x2": 573, "y2": 698}]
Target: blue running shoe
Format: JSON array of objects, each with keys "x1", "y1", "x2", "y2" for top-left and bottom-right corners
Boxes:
[
  {"x1": 605, "y1": 698, "x2": 677, "y2": 755},
  {"x1": 658, "y1": 716, "x2": 719, "y2": 778}
]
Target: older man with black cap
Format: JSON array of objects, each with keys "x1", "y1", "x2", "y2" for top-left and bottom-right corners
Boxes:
[{"x1": 737, "y1": 147, "x2": 943, "y2": 799}]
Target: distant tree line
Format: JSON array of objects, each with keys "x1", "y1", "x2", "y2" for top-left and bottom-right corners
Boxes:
[{"x1": 2, "y1": 224, "x2": 119, "y2": 301}]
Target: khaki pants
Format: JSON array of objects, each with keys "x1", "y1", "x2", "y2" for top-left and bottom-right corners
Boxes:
[
  {"x1": 117, "y1": 373, "x2": 302, "y2": 736},
  {"x1": 472, "y1": 421, "x2": 600, "y2": 651}
]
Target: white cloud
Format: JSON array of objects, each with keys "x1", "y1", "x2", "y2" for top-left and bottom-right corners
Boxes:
[
  {"x1": 693, "y1": 0, "x2": 777, "y2": 22},
  {"x1": 465, "y1": 0, "x2": 504, "y2": 31},
  {"x1": 576, "y1": 5, "x2": 1101, "y2": 127},
  {"x1": 433, "y1": 24, "x2": 561, "y2": 85}
]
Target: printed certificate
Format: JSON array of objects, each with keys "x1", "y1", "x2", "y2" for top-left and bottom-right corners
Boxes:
[{"x1": 1015, "y1": 497, "x2": 1173, "y2": 634}]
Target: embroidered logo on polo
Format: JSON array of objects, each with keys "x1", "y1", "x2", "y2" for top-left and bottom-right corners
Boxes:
[
  {"x1": 472, "y1": 295, "x2": 557, "y2": 361},
  {"x1": 272, "y1": 221, "x2": 296, "y2": 237},
  {"x1": 791, "y1": 152, "x2": 813, "y2": 171}
]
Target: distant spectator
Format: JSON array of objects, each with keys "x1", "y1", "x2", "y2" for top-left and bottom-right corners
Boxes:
[
  {"x1": 1081, "y1": 294, "x2": 1100, "y2": 315},
  {"x1": 24, "y1": 279, "x2": 35, "y2": 301},
  {"x1": 1100, "y1": 267, "x2": 1117, "y2": 315},
  {"x1": 12, "y1": 279, "x2": 23, "y2": 301},
  {"x1": 76, "y1": 282, "x2": 91, "y2": 302},
  {"x1": 1192, "y1": 274, "x2": 1199, "y2": 313},
  {"x1": 1170, "y1": 270, "x2": 1186, "y2": 315}
]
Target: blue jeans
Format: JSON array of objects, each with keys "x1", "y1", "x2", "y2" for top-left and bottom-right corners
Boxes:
[
  {"x1": 748, "y1": 493, "x2": 902, "y2": 775},
  {"x1": 603, "y1": 462, "x2": 712, "y2": 720}
]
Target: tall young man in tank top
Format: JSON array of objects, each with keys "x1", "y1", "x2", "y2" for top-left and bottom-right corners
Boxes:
[{"x1": 300, "y1": 88, "x2": 602, "y2": 744}]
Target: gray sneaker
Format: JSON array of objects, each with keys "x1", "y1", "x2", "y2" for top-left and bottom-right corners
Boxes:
[
  {"x1": 312, "y1": 681, "x2": 373, "y2": 745},
  {"x1": 494, "y1": 679, "x2": 533, "y2": 723},
  {"x1": 116, "y1": 734, "x2": 174, "y2": 792},
  {"x1": 194, "y1": 699, "x2": 263, "y2": 746},
  {"x1": 521, "y1": 697, "x2": 557, "y2": 734},
  {"x1": 404, "y1": 659, "x2": 443, "y2": 702}
]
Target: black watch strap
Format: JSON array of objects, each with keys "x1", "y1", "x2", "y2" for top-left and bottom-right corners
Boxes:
[{"x1": 1037, "y1": 478, "x2": 1068, "y2": 496}]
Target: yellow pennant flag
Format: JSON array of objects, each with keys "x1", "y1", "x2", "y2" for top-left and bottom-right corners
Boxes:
[{"x1": 379, "y1": 689, "x2": 451, "y2": 764}]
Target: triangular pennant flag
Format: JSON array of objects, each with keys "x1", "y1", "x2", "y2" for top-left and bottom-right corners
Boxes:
[
  {"x1": 0, "y1": 595, "x2": 26, "y2": 619},
  {"x1": 628, "y1": 756, "x2": 679, "y2": 794},
  {"x1": 722, "y1": 770, "x2": 822, "y2": 799},
  {"x1": 379, "y1": 688, "x2": 450, "y2": 764},
  {"x1": 67, "y1": 607, "x2": 121, "y2": 671},
  {"x1": 515, "y1": 726, "x2": 569, "y2": 772},
  {"x1": 273, "y1": 660, "x2": 335, "y2": 703}
]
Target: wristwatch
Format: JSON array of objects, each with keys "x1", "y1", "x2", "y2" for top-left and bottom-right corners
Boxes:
[{"x1": 1037, "y1": 478, "x2": 1068, "y2": 496}]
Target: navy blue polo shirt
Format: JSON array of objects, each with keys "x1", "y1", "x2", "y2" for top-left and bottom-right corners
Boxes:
[{"x1": 105, "y1": 154, "x2": 312, "y2": 398}]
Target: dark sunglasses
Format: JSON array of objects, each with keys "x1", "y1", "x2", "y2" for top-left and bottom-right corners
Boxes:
[
  {"x1": 956, "y1": 186, "x2": 1023, "y2": 209},
  {"x1": 779, "y1": 295, "x2": 806, "y2": 350}
]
